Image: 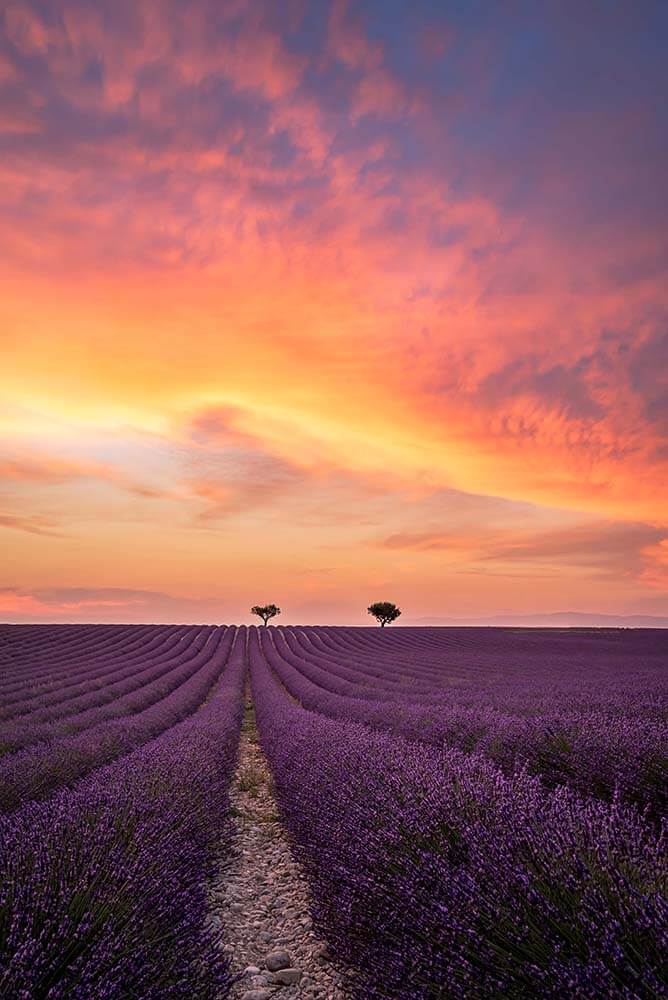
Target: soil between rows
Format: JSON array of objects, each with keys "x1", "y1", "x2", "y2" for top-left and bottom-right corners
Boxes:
[{"x1": 209, "y1": 699, "x2": 348, "y2": 1000}]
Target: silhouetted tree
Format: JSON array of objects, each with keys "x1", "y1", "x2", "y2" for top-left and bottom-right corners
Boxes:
[
  {"x1": 367, "y1": 601, "x2": 401, "y2": 627},
  {"x1": 251, "y1": 604, "x2": 281, "y2": 626}
]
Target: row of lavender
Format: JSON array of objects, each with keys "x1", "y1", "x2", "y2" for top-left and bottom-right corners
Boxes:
[
  {"x1": 0, "y1": 626, "x2": 217, "y2": 754},
  {"x1": 261, "y1": 626, "x2": 667, "y2": 816},
  {"x1": 0, "y1": 624, "x2": 175, "y2": 692},
  {"x1": 251, "y1": 627, "x2": 667, "y2": 998},
  {"x1": 0, "y1": 625, "x2": 200, "y2": 716},
  {"x1": 0, "y1": 624, "x2": 246, "y2": 997},
  {"x1": 293, "y1": 626, "x2": 667, "y2": 717},
  {"x1": 0, "y1": 626, "x2": 235, "y2": 811}
]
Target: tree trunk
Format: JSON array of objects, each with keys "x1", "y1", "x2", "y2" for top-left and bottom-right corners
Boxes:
[{"x1": 380, "y1": 620, "x2": 386, "y2": 627}]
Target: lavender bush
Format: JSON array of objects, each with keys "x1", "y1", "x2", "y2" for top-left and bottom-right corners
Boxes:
[
  {"x1": 0, "y1": 627, "x2": 246, "y2": 998},
  {"x1": 0, "y1": 627, "x2": 219, "y2": 753},
  {"x1": 0, "y1": 625, "x2": 235, "y2": 811},
  {"x1": 0, "y1": 625, "x2": 162, "y2": 696},
  {"x1": 263, "y1": 627, "x2": 667, "y2": 816},
  {"x1": 0, "y1": 625, "x2": 196, "y2": 719},
  {"x1": 250, "y1": 627, "x2": 667, "y2": 998},
  {"x1": 2, "y1": 621, "x2": 665, "y2": 999}
]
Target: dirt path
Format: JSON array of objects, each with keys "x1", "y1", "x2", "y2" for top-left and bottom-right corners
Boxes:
[{"x1": 209, "y1": 700, "x2": 348, "y2": 1000}]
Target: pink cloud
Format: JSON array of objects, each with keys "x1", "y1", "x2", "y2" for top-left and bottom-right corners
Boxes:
[
  {"x1": 0, "y1": 586, "x2": 229, "y2": 623},
  {"x1": 0, "y1": 449, "x2": 172, "y2": 497},
  {"x1": 379, "y1": 520, "x2": 668, "y2": 592},
  {"x1": 4, "y1": 4, "x2": 50, "y2": 55},
  {"x1": 640, "y1": 540, "x2": 668, "y2": 589},
  {"x1": 0, "y1": 512, "x2": 64, "y2": 537},
  {"x1": 327, "y1": 0, "x2": 412, "y2": 118}
]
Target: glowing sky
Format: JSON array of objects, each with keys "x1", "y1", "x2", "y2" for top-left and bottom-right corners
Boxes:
[{"x1": 2, "y1": 0, "x2": 667, "y2": 623}]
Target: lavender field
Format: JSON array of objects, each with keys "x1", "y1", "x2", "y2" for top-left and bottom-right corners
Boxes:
[{"x1": 0, "y1": 623, "x2": 666, "y2": 998}]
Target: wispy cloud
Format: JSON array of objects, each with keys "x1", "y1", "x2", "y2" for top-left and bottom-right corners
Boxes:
[
  {"x1": 0, "y1": 512, "x2": 65, "y2": 537},
  {"x1": 0, "y1": 586, "x2": 228, "y2": 622},
  {"x1": 378, "y1": 520, "x2": 668, "y2": 591}
]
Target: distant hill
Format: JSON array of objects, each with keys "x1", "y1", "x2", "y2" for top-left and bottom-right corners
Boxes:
[{"x1": 404, "y1": 612, "x2": 668, "y2": 628}]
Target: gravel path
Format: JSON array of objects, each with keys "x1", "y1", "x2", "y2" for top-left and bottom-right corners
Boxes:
[{"x1": 209, "y1": 700, "x2": 349, "y2": 1000}]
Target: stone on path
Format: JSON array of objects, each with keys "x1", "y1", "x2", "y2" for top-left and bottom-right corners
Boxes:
[
  {"x1": 271, "y1": 967, "x2": 303, "y2": 985},
  {"x1": 265, "y1": 949, "x2": 291, "y2": 971}
]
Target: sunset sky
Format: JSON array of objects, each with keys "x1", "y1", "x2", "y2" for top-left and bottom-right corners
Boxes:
[{"x1": 2, "y1": 0, "x2": 667, "y2": 624}]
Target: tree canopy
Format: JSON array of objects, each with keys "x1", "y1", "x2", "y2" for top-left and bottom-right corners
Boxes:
[
  {"x1": 367, "y1": 601, "x2": 401, "y2": 627},
  {"x1": 251, "y1": 604, "x2": 281, "y2": 626}
]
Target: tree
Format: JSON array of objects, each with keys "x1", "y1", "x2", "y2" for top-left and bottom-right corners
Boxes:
[
  {"x1": 251, "y1": 604, "x2": 281, "y2": 626},
  {"x1": 367, "y1": 601, "x2": 401, "y2": 627}
]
